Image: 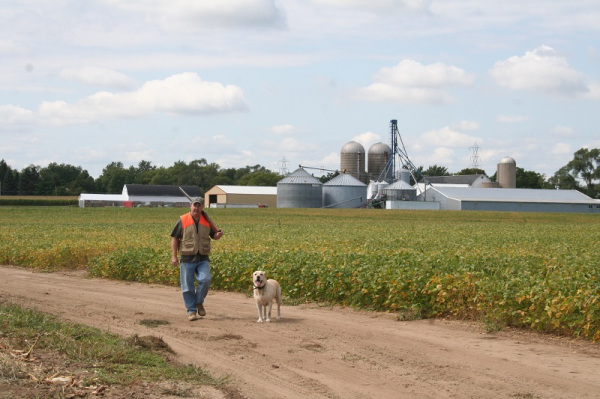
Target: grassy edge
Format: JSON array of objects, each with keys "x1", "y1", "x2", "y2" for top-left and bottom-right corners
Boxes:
[{"x1": 0, "y1": 300, "x2": 226, "y2": 396}]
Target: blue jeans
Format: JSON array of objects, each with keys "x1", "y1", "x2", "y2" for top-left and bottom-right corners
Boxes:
[{"x1": 180, "y1": 260, "x2": 211, "y2": 314}]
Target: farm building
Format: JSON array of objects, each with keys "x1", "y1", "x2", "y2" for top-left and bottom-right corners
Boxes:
[
  {"x1": 419, "y1": 186, "x2": 600, "y2": 213},
  {"x1": 205, "y1": 185, "x2": 277, "y2": 208},
  {"x1": 78, "y1": 184, "x2": 200, "y2": 208},
  {"x1": 415, "y1": 174, "x2": 494, "y2": 193}
]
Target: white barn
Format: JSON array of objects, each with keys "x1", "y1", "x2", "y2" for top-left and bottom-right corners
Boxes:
[
  {"x1": 78, "y1": 184, "x2": 201, "y2": 208},
  {"x1": 419, "y1": 186, "x2": 599, "y2": 213}
]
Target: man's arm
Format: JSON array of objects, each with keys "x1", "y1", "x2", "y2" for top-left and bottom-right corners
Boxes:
[{"x1": 171, "y1": 236, "x2": 180, "y2": 266}]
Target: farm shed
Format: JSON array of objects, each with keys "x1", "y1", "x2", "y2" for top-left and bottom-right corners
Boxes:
[
  {"x1": 205, "y1": 185, "x2": 277, "y2": 208},
  {"x1": 78, "y1": 184, "x2": 201, "y2": 208},
  {"x1": 420, "y1": 186, "x2": 600, "y2": 213}
]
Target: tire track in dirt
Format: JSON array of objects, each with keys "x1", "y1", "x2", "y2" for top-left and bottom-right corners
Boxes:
[{"x1": 1, "y1": 266, "x2": 599, "y2": 399}]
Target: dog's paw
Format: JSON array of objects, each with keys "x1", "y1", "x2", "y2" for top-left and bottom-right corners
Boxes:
[
  {"x1": 266, "y1": 318, "x2": 271, "y2": 323},
  {"x1": 257, "y1": 318, "x2": 264, "y2": 323}
]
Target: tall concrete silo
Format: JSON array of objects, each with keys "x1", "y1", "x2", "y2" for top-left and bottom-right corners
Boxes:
[
  {"x1": 277, "y1": 167, "x2": 323, "y2": 208},
  {"x1": 497, "y1": 157, "x2": 516, "y2": 188},
  {"x1": 368, "y1": 142, "x2": 393, "y2": 183},
  {"x1": 323, "y1": 173, "x2": 367, "y2": 208},
  {"x1": 340, "y1": 141, "x2": 365, "y2": 182}
]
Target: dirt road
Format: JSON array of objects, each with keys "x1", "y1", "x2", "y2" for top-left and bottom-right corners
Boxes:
[{"x1": 1, "y1": 266, "x2": 599, "y2": 399}]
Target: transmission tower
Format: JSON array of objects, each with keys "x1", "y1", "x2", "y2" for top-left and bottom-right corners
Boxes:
[
  {"x1": 279, "y1": 156, "x2": 289, "y2": 175},
  {"x1": 469, "y1": 143, "x2": 481, "y2": 169}
]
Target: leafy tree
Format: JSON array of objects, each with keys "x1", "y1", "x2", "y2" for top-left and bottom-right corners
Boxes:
[
  {"x1": 95, "y1": 162, "x2": 131, "y2": 194},
  {"x1": 38, "y1": 163, "x2": 92, "y2": 195},
  {"x1": 129, "y1": 160, "x2": 157, "y2": 184},
  {"x1": 18, "y1": 165, "x2": 41, "y2": 195},
  {"x1": 149, "y1": 166, "x2": 174, "y2": 185},
  {"x1": 423, "y1": 164, "x2": 450, "y2": 177},
  {"x1": 318, "y1": 170, "x2": 340, "y2": 184},
  {"x1": 1, "y1": 163, "x2": 19, "y2": 195},
  {"x1": 237, "y1": 170, "x2": 283, "y2": 186},
  {"x1": 547, "y1": 166, "x2": 580, "y2": 190},
  {"x1": 565, "y1": 148, "x2": 600, "y2": 197},
  {"x1": 515, "y1": 167, "x2": 546, "y2": 189},
  {"x1": 456, "y1": 167, "x2": 487, "y2": 176}
]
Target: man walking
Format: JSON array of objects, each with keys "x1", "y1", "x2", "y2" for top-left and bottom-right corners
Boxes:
[{"x1": 171, "y1": 197, "x2": 223, "y2": 320}]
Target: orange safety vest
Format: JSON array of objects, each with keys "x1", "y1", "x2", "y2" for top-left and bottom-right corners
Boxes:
[{"x1": 178, "y1": 213, "x2": 212, "y2": 256}]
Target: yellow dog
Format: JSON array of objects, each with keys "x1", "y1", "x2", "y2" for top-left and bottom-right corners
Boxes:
[{"x1": 252, "y1": 271, "x2": 282, "y2": 323}]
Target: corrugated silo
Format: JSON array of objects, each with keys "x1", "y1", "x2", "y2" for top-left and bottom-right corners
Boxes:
[
  {"x1": 323, "y1": 173, "x2": 367, "y2": 208},
  {"x1": 340, "y1": 141, "x2": 365, "y2": 182},
  {"x1": 497, "y1": 157, "x2": 516, "y2": 188},
  {"x1": 277, "y1": 167, "x2": 323, "y2": 208},
  {"x1": 382, "y1": 180, "x2": 417, "y2": 201},
  {"x1": 368, "y1": 142, "x2": 393, "y2": 183},
  {"x1": 399, "y1": 167, "x2": 411, "y2": 184}
]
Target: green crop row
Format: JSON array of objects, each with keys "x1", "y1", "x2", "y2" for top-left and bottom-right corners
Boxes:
[
  {"x1": 1, "y1": 207, "x2": 599, "y2": 341},
  {"x1": 0, "y1": 198, "x2": 78, "y2": 206}
]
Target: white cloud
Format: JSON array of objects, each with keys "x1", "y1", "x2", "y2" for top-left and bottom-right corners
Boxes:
[
  {"x1": 551, "y1": 143, "x2": 572, "y2": 156},
  {"x1": 452, "y1": 120, "x2": 479, "y2": 131},
  {"x1": 102, "y1": 0, "x2": 287, "y2": 31},
  {"x1": 59, "y1": 67, "x2": 134, "y2": 89},
  {"x1": 310, "y1": 0, "x2": 432, "y2": 14},
  {"x1": 125, "y1": 149, "x2": 156, "y2": 163},
  {"x1": 497, "y1": 114, "x2": 528, "y2": 123},
  {"x1": 269, "y1": 124, "x2": 296, "y2": 135},
  {"x1": 36, "y1": 73, "x2": 248, "y2": 125},
  {"x1": 357, "y1": 60, "x2": 474, "y2": 104},
  {"x1": 352, "y1": 131, "x2": 381, "y2": 149},
  {"x1": 551, "y1": 125, "x2": 575, "y2": 137},
  {"x1": 421, "y1": 126, "x2": 481, "y2": 147},
  {"x1": 0, "y1": 105, "x2": 35, "y2": 125},
  {"x1": 489, "y1": 46, "x2": 600, "y2": 98}
]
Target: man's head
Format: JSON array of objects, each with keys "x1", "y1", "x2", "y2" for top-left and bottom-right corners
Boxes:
[{"x1": 190, "y1": 197, "x2": 204, "y2": 217}]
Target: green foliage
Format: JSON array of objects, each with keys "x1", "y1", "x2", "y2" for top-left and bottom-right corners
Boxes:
[
  {"x1": 423, "y1": 164, "x2": 450, "y2": 177},
  {"x1": 456, "y1": 168, "x2": 487, "y2": 176},
  {"x1": 0, "y1": 198, "x2": 78, "y2": 206},
  {"x1": 516, "y1": 167, "x2": 547, "y2": 189},
  {"x1": 1, "y1": 207, "x2": 599, "y2": 342}
]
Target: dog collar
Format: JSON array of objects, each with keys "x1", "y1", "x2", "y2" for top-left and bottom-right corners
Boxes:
[{"x1": 253, "y1": 285, "x2": 264, "y2": 290}]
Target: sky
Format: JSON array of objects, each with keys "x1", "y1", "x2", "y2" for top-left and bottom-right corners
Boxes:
[{"x1": 1, "y1": 0, "x2": 599, "y2": 180}]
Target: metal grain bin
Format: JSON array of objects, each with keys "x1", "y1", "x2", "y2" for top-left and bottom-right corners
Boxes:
[
  {"x1": 382, "y1": 180, "x2": 417, "y2": 201},
  {"x1": 277, "y1": 167, "x2": 323, "y2": 208},
  {"x1": 323, "y1": 173, "x2": 367, "y2": 208}
]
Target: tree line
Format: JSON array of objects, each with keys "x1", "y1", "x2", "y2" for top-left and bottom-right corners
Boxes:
[
  {"x1": 1, "y1": 148, "x2": 598, "y2": 198},
  {"x1": 0, "y1": 159, "x2": 283, "y2": 196}
]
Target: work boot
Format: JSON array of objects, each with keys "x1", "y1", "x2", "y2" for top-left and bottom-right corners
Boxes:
[
  {"x1": 188, "y1": 312, "x2": 198, "y2": 321},
  {"x1": 196, "y1": 304, "x2": 206, "y2": 317}
]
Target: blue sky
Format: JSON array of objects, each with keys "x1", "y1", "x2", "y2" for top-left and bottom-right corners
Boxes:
[{"x1": 1, "y1": 0, "x2": 599, "y2": 179}]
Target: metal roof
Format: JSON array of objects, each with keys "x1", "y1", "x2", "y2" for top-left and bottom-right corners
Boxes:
[
  {"x1": 341, "y1": 141, "x2": 365, "y2": 154},
  {"x1": 385, "y1": 180, "x2": 415, "y2": 190},
  {"x1": 424, "y1": 175, "x2": 488, "y2": 185},
  {"x1": 323, "y1": 173, "x2": 366, "y2": 186},
  {"x1": 123, "y1": 184, "x2": 201, "y2": 197},
  {"x1": 213, "y1": 185, "x2": 277, "y2": 195},
  {"x1": 432, "y1": 187, "x2": 596, "y2": 204},
  {"x1": 278, "y1": 168, "x2": 322, "y2": 184}
]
